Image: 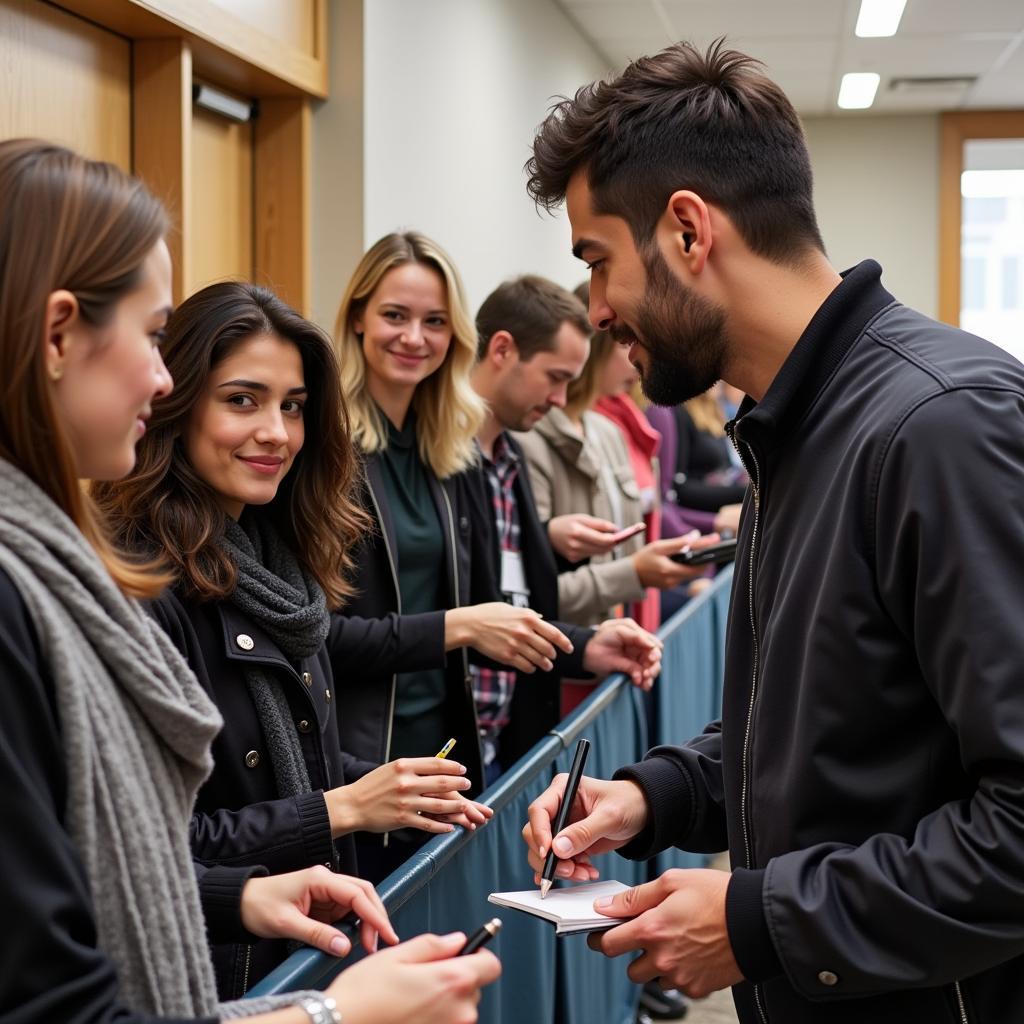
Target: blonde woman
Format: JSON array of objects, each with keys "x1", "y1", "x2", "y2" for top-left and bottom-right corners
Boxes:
[{"x1": 332, "y1": 232, "x2": 571, "y2": 873}]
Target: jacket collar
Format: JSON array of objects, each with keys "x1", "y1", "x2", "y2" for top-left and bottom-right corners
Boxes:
[
  {"x1": 595, "y1": 394, "x2": 661, "y2": 461},
  {"x1": 733, "y1": 260, "x2": 897, "y2": 455},
  {"x1": 534, "y1": 406, "x2": 603, "y2": 480},
  {"x1": 217, "y1": 602, "x2": 326, "y2": 729}
]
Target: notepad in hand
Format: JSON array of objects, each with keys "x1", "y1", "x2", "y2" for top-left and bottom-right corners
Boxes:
[{"x1": 488, "y1": 880, "x2": 631, "y2": 936}]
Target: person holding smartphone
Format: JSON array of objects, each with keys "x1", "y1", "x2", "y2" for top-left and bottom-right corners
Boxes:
[{"x1": 468, "y1": 274, "x2": 666, "y2": 779}]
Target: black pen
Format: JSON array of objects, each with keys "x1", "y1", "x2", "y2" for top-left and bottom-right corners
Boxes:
[
  {"x1": 459, "y1": 917, "x2": 502, "y2": 954},
  {"x1": 540, "y1": 737, "x2": 591, "y2": 899}
]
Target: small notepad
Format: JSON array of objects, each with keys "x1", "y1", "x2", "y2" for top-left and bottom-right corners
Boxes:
[{"x1": 488, "y1": 880, "x2": 631, "y2": 936}]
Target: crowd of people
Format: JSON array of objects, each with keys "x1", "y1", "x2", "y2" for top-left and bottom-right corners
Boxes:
[
  {"x1": 7, "y1": 33, "x2": 1017, "y2": 1024},
  {"x1": 0, "y1": 125, "x2": 729, "y2": 1021}
]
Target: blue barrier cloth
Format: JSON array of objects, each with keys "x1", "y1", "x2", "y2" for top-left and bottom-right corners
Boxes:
[{"x1": 247, "y1": 569, "x2": 732, "y2": 1021}]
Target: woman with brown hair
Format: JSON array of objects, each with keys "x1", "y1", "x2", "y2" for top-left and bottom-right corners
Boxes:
[
  {"x1": 0, "y1": 139, "x2": 498, "y2": 1024},
  {"x1": 96, "y1": 280, "x2": 492, "y2": 998}
]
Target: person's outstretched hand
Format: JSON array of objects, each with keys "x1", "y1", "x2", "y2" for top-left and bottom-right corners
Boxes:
[
  {"x1": 240, "y1": 866, "x2": 398, "y2": 958},
  {"x1": 582, "y1": 618, "x2": 662, "y2": 690},
  {"x1": 547, "y1": 513, "x2": 624, "y2": 562},
  {"x1": 326, "y1": 757, "x2": 492, "y2": 836},
  {"x1": 326, "y1": 932, "x2": 501, "y2": 1024},
  {"x1": 522, "y1": 774, "x2": 650, "y2": 884}
]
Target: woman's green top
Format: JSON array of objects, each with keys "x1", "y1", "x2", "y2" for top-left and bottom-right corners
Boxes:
[{"x1": 377, "y1": 411, "x2": 448, "y2": 758}]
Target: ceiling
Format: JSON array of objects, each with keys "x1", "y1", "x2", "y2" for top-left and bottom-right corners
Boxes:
[{"x1": 553, "y1": 0, "x2": 1024, "y2": 116}]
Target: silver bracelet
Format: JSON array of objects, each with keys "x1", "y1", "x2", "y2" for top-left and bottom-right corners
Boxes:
[{"x1": 297, "y1": 995, "x2": 342, "y2": 1024}]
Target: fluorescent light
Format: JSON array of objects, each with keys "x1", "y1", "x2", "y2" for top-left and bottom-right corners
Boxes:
[
  {"x1": 855, "y1": 0, "x2": 907, "y2": 37},
  {"x1": 837, "y1": 72, "x2": 881, "y2": 109}
]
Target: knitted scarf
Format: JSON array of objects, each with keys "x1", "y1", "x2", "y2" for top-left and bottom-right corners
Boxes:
[
  {"x1": 221, "y1": 515, "x2": 329, "y2": 802},
  {"x1": 0, "y1": 459, "x2": 312, "y2": 1018}
]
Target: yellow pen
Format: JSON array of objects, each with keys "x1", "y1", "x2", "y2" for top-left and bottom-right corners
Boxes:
[{"x1": 435, "y1": 737, "x2": 457, "y2": 759}]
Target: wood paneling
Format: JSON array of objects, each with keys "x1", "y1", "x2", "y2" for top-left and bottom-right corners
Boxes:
[
  {"x1": 254, "y1": 98, "x2": 310, "y2": 313},
  {"x1": 190, "y1": 104, "x2": 253, "y2": 292},
  {"x1": 133, "y1": 38, "x2": 192, "y2": 303},
  {"x1": 54, "y1": 0, "x2": 327, "y2": 97},
  {"x1": 208, "y1": 0, "x2": 318, "y2": 58},
  {"x1": 939, "y1": 111, "x2": 1024, "y2": 326},
  {"x1": 0, "y1": 0, "x2": 130, "y2": 166}
]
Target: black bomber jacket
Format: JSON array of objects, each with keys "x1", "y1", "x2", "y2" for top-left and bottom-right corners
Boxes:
[{"x1": 618, "y1": 261, "x2": 1024, "y2": 1023}]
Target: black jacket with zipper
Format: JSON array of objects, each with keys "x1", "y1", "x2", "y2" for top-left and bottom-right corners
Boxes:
[
  {"x1": 617, "y1": 260, "x2": 1024, "y2": 1023},
  {"x1": 148, "y1": 589, "x2": 376, "y2": 1001},
  {"x1": 331, "y1": 453, "x2": 494, "y2": 804}
]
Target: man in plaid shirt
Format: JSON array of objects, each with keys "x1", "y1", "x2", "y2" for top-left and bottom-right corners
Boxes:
[{"x1": 470, "y1": 275, "x2": 663, "y2": 784}]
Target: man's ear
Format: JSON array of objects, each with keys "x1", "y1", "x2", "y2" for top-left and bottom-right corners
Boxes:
[
  {"x1": 43, "y1": 289, "x2": 80, "y2": 381},
  {"x1": 487, "y1": 330, "x2": 517, "y2": 366},
  {"x1": 662, "y1": 190, "x2": 712, "y2": 272}
]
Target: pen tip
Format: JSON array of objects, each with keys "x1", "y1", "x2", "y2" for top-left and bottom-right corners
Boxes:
[{"x1": 540, "y1": 879, "x2": 552, "y2": 900}]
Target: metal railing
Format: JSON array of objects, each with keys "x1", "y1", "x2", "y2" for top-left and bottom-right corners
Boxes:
[{"x1": 249, "y1": 567, "x2": 733, "y2": 1024}]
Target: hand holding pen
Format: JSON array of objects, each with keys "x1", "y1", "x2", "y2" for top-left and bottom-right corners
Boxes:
[{"x1": 523, "y1": 760, "x2": 652, "y2": 886}]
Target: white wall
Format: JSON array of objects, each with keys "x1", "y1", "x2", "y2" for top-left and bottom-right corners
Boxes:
[
  {"x1": 360, "y1": 0, "x2": 607, "y2": 314},
  {"x1": 803, "y1": 114, "x2": 940, "y2": 318}
]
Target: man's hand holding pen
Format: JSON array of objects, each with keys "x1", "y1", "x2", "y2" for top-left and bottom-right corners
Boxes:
[
  {"x1": 522, "y1": 773, "x2": 742, "y2": 998},
  {"x1": 522, "y1": 775, "x2": 650, "y2": 885}
]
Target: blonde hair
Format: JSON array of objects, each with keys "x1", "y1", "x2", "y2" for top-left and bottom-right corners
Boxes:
[
  {"x1": 685, "y1": 390, "x2": 726, "y2": 436},
  {"x1": 0, "y1": 139, "x2": 170, "y2": 598},
  {"x1": 334, "y1": 232, "x2": 484, "y2": 479},
  {"x1": 567, "y1": 280, "x2": 614, "y2": 416}
]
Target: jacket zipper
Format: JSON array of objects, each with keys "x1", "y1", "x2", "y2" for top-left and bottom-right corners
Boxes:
[
  {"x1": 729, "y1": 426, "x2": 769, "y2": 1024},
  {"x1": 438, "y1": 485, "x2": 485, "y2": 774},
  {"x1": 954, "y1": 981, "x2": 969, "y2": 1023},
  {"x1": 366, "y1": 477, "x2": 401, "y2": 846},
  {"x1": 240, "y1": 943, "x2": 252, "y2": 996}
]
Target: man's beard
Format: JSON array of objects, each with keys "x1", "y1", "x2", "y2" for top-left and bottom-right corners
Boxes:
[{"x1": 615, "y1": 247, "x2": 728, "y2": 406}]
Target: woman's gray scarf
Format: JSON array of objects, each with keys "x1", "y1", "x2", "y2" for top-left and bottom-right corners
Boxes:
[
  {"x1": 221, "y1": 515, "x2": 330, "y2": 803},
  {"x1": 0, "y1": 460, "x2": 314, "y2": 1018}
]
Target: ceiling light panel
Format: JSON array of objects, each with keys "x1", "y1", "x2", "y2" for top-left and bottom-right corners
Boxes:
[
  {"x1": 837, "y1": 72, "x2": 881, "y2": 108},
  {"x1": 855, "y1": 0, "x2": 907, "y2": 37}
]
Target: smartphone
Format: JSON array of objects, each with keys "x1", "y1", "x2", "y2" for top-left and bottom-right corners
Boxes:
[
  {"x1": 608, "y1": 521, "x2": 646, "y2": 546},
  {"x1": 670, "y1": 537, "x2": 738, "y2": 567}
]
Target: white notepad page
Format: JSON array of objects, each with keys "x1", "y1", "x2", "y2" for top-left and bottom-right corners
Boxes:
[{"x1": 488, "y1": 880, "x2": 631, "y2": 935}]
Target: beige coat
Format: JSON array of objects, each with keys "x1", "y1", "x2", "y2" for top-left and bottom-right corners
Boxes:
[{"x1": 514, "y1": 406, "x2": 645, "y2": 627}]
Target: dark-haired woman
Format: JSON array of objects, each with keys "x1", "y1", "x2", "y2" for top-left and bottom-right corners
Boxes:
[
  {"x1": 0, "y1": 138, "x2": 500, "y2": 1024},
  {"x1": 96, "y1": 280, "x2": 492, "y2": 998}
]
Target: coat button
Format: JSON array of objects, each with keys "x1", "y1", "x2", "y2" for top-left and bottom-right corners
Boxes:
[
  {"x1": 236, "y1": 634, "x2": 254, "y2": 651},
  {"x1": 297, "y1": 719, "x2": 312, "y2": 733},
  {"x1": 324, "y1": 688, "x2": 331, "y2": 702},
  {"x1": 244, "y1": 750, "x2": 260, "y2": 768},
  {"x1": 302, "y1": 672, "x2": 313, "y2": 687},
  {"x1": 818, "y1": 970, "x2": 839, "y2": 987}
]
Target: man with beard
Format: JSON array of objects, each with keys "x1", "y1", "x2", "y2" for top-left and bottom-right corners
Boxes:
[
  {"x1": 466, "y1": 274, "x2": 683, "y2": 782},
  {"x1": 520, "y1": 39, "x2": 1024, "y2": 1024}
]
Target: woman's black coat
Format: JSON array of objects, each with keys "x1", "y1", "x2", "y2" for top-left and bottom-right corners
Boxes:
[
  {"x1": 148, "y1": 589, "x2": 377, "y2": 1000},
  {"x1": 330, "y1": 454, "x2": 498, "y2": 805}
]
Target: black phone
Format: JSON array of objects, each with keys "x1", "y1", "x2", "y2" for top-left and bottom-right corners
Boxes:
[{"x1": 670, "y1": 538, "x2": 738, "y2": 567}]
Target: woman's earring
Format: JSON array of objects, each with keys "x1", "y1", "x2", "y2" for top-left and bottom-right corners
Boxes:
[{"x1": 51, "y1": 366, "x2": 64, "y2": 381}]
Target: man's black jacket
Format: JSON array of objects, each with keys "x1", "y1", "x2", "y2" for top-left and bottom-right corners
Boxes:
[{"x1": 619, "y1": 261, "x2": 1024, "y2": 1022}]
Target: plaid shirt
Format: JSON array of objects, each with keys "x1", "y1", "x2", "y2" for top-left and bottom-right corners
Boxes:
[{"x1": 470, "y1": 432, "x2": 528, "y2": 764}]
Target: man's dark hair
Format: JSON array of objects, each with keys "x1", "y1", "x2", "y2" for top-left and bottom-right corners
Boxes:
[
  {"x1": 526, "y1": 39, "x2": 824, "y2": 265},
  {"x1": 476, "y1": 274, "x2": 591, "y2": 362}
]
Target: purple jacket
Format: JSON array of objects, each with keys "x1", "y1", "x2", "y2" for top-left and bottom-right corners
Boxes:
[{"x1": 645, "y1": 404, "x2": 717, "y2": 536}]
